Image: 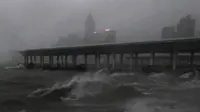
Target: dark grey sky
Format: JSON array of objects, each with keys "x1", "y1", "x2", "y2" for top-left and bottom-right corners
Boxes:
[{"x1": 0, "y1": 0, "x2": 199, "y2": 52}]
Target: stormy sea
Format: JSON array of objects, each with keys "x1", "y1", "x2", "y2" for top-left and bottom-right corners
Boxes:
[{"x1": 0, "y1": 68, "x2": 200, "y2": 112}]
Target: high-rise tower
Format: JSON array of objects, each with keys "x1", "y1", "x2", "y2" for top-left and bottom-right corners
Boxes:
[
  {"x1": 177, "y1": 15, "x2": 196, "y2": 38},
  {"x1": 84, "y1": 13, "x2": 95, "y2": 41}
]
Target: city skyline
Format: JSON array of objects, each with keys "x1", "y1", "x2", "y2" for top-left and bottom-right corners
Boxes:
[
  {"x1": 162, "y1": 15, "x2": 196, "y2": 39},
  {"x1": 1, "y1": 0, "x2": 200, "y2": 63}
]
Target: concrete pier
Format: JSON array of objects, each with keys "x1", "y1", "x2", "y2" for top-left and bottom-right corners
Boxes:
[{"x1": 19, "y1": 38, "x2": 200, "y2": 71}]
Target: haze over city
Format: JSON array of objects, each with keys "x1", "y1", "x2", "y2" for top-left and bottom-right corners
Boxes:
[
  {"x1": 0, "y1": 0, "x2": 200, "y2": 62},
  {"x1": 1, "y1": 1, "x2": 200, "y2": 112}
]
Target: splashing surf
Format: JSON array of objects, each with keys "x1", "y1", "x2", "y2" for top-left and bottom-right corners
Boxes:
[
  {"x1": 23, "y1": 69, "x2": 200, "y2": 112},
  {"x1": 28, "y1": 69, "x2": 143, "y2": 104}
]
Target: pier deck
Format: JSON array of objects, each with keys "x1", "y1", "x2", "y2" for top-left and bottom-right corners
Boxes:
[{"x1": 19, "y1": 38, "x2": 200, "y2": 71}]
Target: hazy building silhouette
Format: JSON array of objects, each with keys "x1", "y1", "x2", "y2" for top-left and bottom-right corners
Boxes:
[
  {"x1": 87, "y1": 32, "x2": 104, "y2": 44},
  {"x1": 104, "y1": 29, "x2": 116, "y2": 43},
  {"x1": 177, "y1": 15, "x2": 196, "y2": 38},
  {"x1": 84, "y1": 13, "x2": 96, "y2": 42},
  {"x1": 83, "y1": 29, "x2": 117, "y2": 44},
  {"x1": 56, "y1": 33, "x2": 83, "y2": 47},
  {"x1": 162, "y1": 26, "x2": 176, "y2": 39}
]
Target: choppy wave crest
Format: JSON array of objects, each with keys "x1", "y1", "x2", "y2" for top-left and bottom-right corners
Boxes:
[
  {"x1": 26, "y1": 69, "x2": 200, "y2": 112},
  {"x1": 60, "y1": 70, "x2": 142, "y2": 104},
  {"x1": 28, "y1": 69, "x2": 144, "y2": 104}
]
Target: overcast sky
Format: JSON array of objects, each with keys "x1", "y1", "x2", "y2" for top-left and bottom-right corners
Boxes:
[{"x1": 0, "y1": 0, "x2": 199, "y2": 55}]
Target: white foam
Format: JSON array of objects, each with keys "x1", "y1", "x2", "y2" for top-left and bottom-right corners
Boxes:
[
  {"x1": 59, "y1": 70, "x2": 114, "y2": 99},
  {"x1": 179, "y1": 72, "x2": 193, "y2": 79},
  {"x1": 124, "y1": 98, "x2": 198, "y2": 112},
  {"x1": 148, "y1": 72, "x2": 166, "y2": 79}
]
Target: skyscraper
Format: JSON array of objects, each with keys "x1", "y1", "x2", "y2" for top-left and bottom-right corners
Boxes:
[
  {"x1": 177, "y1": 15, "x2": 196, "y2": 38},
  {"x1": 84, "y1": 13, "x2": 95, "y2": 41}
]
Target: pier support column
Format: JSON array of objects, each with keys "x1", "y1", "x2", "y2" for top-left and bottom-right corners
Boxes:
[
  {"x1": 120, "y1": 54, "x2": 124, "y2": 70},
  {"x1": 150, "y1": 52, "x2": 155, "y2": 66},
  {"x1": 190, "y1": 52, "x2": 194, "y2": 65},
  {"x1": 171, "y1": 51, "x2": 177, "y2": 70},
  {"x1": 84, "y1": 54, "x2": 87, "y2": 66},
  {"x1": 24, "y1": 56, "x2": 28, "y2": 66},
  {"x1": 27, "y1": 56, "x2": 29, "y2": 64},
  {"x1": 30, "y1": 56, "x2": 33, "y2": 63},
  {"x1": 135, "y1": 53, "x2": 138, "y2": 68},
  {"x1": 52, "y1": 56, "x2": 54, "y2": 67},
  {"x1": 49, "y1": 56, "x2": 51, "y2": 67},
  {"x1": 112, "y1": 53, "x2": 116, "y2": 70},
  {"x1": 130, "y1": 53, "x2": 133, "y2": 71},
  {"x1": 61, "y1": 56, "x2": 64, "y2": 68},
  {"x1": 42, "y1": 56, "x2": 44, "y2": 67},
  {"x1": 107, "y1": 54, "x2": 110, "y2": 69},
  {"x1": 72, "y1": 55, "x2": 77, "y2": 66},
  {"x1": 40, "y1": 56, "x2": 44, "y2": 68},
  {"x1": 40, "y1": 56, "x2": 42, "y2": 68},
  {"x1": 65, "y1": 55, "x2": 68, "y2": 68},
  {"x1": 95, "y1": 53, "x2": 100, "y2": 69},
  {"x1": 34, "y1": 56, "x2": 36, "y2": 64},
  {"x1": 56, "y1": 56, "x2": 60, "y2": 68},
  {"x1": 49, "y1": 56, "x2": 53, "y2": 67}
]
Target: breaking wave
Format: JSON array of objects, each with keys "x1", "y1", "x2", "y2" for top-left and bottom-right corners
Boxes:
[
  {"x1": 59, "y1": 71, "x2": 143, "y2": 104},
  {"x1": 28, "y1": 70, "x2": 145, "y2": 105},
  {"x1": 25, "y1": 69, "x2": 200, "y2": 112}
]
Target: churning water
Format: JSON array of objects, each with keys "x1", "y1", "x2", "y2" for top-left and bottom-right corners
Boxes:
[{"x1": 0, "y1": 69, "x2": 200, "y2": 112}]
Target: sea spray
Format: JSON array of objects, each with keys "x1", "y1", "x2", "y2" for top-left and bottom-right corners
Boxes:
[
  {"x1": 28, "y1": 69, "x2": 144, "y2": 105},
  {"x1": 30, "y1": 70, "x2": 192, "y2": 105},
  {"x1": 66, "y1": 71, "x2": 114, "y2": 99},
  {"x1": 3, "y1": 70, "x2": 200, "y2": 112},
  {"x1": 60, "y1": 71, "x2": 143, "y2": 104},
  {"x1": 28, "y1": 69, "x2": 114, "y2": 100}
]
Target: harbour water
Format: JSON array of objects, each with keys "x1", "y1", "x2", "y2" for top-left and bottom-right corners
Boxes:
[{"x1": 0, "y1": 69, "x2": 200, "y2": 112}]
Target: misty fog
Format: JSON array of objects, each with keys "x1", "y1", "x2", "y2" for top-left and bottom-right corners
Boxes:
[{"x1": 0, "y1": 0, "x2": 199, "y2": 63}]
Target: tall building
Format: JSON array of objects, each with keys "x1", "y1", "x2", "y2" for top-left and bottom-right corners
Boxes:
[
  {"x1": 162, "y1": 26, "x2": 176, "y2": 39},
  {"x1": 104, "y1": 29, "x2": 116, "y2": 43},
  {"x1": 177, "y1": 15, "x2": 196, "y2": 38},
  {"x1": 84, "y1": 13, "x2": 96, "y2": 41}
]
